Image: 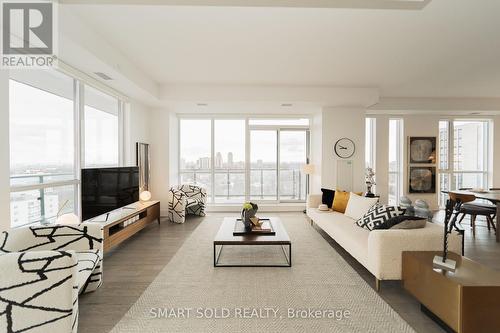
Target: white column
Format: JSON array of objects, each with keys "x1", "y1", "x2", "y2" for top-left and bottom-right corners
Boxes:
[
  {"x1": 321, "y1": 107, "x2": 366, "y2": 192},
  {"x1": 492, "y1": 116, "x2": 500, "y2": 188},
  {"x1": 0, "y1": 70, "x2": 11, "y2": 231},
  {"x1": 149, "y1": 108, "x2": 170, "y2": 216}
]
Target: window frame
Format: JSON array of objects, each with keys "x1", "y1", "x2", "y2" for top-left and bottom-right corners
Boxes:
[
  {"x1": 9, "y1": 69, "x2": 126, "y2": 227},
  {"x1": 388, "y1": 118, "x2": 404, "y2": 206},
  {"x1": 438, "y1": 119, "x2": 491, "y2": 207},
  {"x1": 177, "y1": 115, "x2": 311, "y2": 204}
]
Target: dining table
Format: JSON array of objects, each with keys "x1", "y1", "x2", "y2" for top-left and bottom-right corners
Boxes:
[{"x1": 442, "y1": 190, "x2": 500, "y2": 242}]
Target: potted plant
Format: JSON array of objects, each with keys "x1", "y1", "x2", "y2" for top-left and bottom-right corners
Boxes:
[{"x1": 241, "y1": 202, "x2": 258, "y2": 232}]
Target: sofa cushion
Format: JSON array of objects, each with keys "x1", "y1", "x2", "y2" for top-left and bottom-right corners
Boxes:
[
  {"x1": 344, "y1": 193, "x2": 379, "y2": 220},
  {"x1": 75, "y1": 250, "x2": 100, "y2": 292},
  {"x1": 373, "y1": 215, "x2": 427, "y2": 230},
  {"x1": 321, "y1": 188, "x2": 335, "y2": 208},
  {"x1": 391, "y1": 219, "x2": 427, "y2": 229},
  {"x1": 356, "y1": 204, "x2": 404, "y2": 231},
  {"x1": 308, "y1": 209, "x2": 370, "y2": 267},
  {"x1": 332, "y1": 191, "x2": 350, "y2": 213}
]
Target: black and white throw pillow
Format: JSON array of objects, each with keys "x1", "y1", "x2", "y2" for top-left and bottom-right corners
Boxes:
[{"x1": 355, "y1": 204, "x2": 404, "y2": 231}]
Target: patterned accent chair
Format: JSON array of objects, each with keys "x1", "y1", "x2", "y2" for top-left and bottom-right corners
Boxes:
[
  {"x1": 168, "y1": 184, "x2": 207, "y2": 224},
  {"x1": 0, "y1": 224, "x2": 104, "y2": 333}
]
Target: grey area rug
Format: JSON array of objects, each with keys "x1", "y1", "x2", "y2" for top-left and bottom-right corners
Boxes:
[{"x1": 110, "y1": 215, "x2": 415, "y2": 333}]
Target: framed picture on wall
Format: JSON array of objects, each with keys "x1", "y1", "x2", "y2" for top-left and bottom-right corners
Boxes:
[
  {"x1": 409, "y1": 166, "x2": 436, "y2": 193},
  {"x1": 409, "y1": 137, "x2": 437, "y2": 164}
]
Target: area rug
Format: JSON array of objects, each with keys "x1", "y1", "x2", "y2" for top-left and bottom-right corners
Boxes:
[{"x1": 109, "y1": 215, "x2": 415, "y2": 333}]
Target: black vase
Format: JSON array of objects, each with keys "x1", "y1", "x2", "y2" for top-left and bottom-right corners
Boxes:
[{"x1": 241, "y1": 210, "x2": 254, "y2": 232}]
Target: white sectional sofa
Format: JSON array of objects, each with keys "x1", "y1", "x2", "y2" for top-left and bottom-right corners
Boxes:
[{"x1": 306, "y1": 194, "x2": 462, "y2": 289}]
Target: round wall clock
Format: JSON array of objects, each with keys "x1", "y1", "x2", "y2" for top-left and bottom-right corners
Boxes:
[{"x1": 334, "y1": 138, "x2": 355, "y2": 159}]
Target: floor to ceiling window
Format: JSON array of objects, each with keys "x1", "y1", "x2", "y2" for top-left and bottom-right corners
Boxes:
[
  {"x1": 9, "y1": 69, "x2": 125, "y2": 227},
  {"x1": 179, "y1": 117, "x2": 310, "y2": 204},
  {"x1": 439, "y1": 120, "x2": 490, "y2": 206},
  {"x1": 250, "y1": 129, "x2": 278, "y2": 201},
  {"x1": 279, "y1": 130, "x2": 307, "y2": 201},
  {"x1": 84, "y1": 85, "x2": 121, "y2": 167},
  {"x1": 388, "y1": 119, "x2": 403, "y2": 205},
  {"x1": 365, "y1": 117, "x2": 376, "y2": 194},
  {"x1": 214, "y1": 119, "x2": 246, "y2": 203},
  {"x1": 179, "y1": 119, "x2": 212, "y2": 195}
]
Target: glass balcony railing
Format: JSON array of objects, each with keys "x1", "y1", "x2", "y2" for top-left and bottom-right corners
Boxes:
[
  {"x1": 179, "y1": 168, "x2": 305, "y2": 203},
  {"x1": 10, "y1": 173, "x2": 76, "y2": 227}
]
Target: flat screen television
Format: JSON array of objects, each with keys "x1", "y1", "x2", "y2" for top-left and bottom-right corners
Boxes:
[{"x1": 81, "y1": 167, "x2": 139, "y2": 221}]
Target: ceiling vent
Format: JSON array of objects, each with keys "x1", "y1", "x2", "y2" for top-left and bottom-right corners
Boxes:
[
  {"x1": 281, "y1": 103, "x2": 293, "y2": 107},
  {"x1": 94, "y1": 72, "x2": 113, "y2": 80},
  {"x1": 197, "y1": 103, "x2": 208, "y2": 107}
]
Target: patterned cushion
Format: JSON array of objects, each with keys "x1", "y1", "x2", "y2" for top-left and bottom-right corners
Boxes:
[
  {"x1": 185, "y1": 198, "x2": 202, "y2": 208},
  {"x1": 75, "y1": 250, "x2": 100, "y2": 292},
  {"x1": 355, "y1": 204, "x2": 404, "y2": 231}
]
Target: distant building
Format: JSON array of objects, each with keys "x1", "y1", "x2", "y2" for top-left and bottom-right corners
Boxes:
[
  {"x1": 227, "y1": 152, "x2": 233, "y2": 167},
  {"x1": 439, "y1": 122, "x2": 486, "y2": 190},
  {"x1": 10, "y1": 193, "x2": 58, "y2": 227},
  {"x1": 197, "y1": 157, "x2": 211, "y2": 170},
  {"x1": 215, "y1": 152, "x2": 223, "y2": 168}
]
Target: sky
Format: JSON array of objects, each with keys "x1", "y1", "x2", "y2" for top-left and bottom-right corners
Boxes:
[{"x1": 180, "y1": 119, "x2": 307, "y2": 165}]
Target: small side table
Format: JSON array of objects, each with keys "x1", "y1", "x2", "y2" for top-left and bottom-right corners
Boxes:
[{"x1": 402, "y1": 251, "x2": 500, "y2": 333}]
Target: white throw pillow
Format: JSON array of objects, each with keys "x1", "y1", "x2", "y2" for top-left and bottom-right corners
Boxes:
[{"x1": 344, "y1": 193, "x2": 379, "y2": 220}]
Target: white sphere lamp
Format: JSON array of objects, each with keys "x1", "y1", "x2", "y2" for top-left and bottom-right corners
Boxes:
[
  {"x1": 140, "y1": 190, "x2": 152, "y2": 202},
  {"x1": 56, "y1": 213, "x2": 80, "y2": 225}
]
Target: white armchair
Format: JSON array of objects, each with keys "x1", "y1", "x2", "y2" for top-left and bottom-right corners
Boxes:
[
  {"x1": 0, "y1": 224, "x2": 104, "y2": 333},
  {"x1": 168, "y1": 184, "x2": 207, "y2": 224}
]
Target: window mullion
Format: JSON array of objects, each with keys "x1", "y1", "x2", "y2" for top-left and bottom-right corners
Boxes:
[
  {"x1": 74, "y1": 79, "x2": 82, "y2": 218},
  {"x1": 245, "y1": 117, "x2": 250, "y2": 202},
  {"x1": 211, "y1": 119, "x2": 215, "y2": 204},
  {"x1": 277, "y1": 129, "x2": 280, "y2": 203}
]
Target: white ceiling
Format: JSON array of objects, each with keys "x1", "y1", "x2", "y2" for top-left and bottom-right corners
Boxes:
[{"x1": 67, "y1": 0, "x2": 500, "y2": 98}]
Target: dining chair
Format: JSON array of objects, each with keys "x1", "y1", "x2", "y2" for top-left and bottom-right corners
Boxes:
[{"x1": 456, "y1": 188, "x2": 497, "y2": 237}]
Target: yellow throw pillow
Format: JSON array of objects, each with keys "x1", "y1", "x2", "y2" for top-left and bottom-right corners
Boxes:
[
  {"x1": 332, "y1": 191, "x2": 364, "y2": 214},
  {"x1": 332, "y1": 191, "x2": 350, "y2": 213}
]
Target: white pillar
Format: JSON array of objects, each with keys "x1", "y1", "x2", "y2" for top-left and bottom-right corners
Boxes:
[
  {"x1": 0, "y1": 70, "x2": 11, "y2": 231},
  {"x1": 149, "y1": 108, "x2": 171, "y2": 216}
]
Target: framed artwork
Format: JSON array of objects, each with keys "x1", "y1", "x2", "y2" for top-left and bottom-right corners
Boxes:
[
  {"x1": 409, "y1": 166, "x2": 436, "y2": 193},
  {"x1": 136, "y1": 142, "x2": 150, "y2": 191},
  {"x1": 409, "y1": 137, "x2": 436, "y2": 164}
]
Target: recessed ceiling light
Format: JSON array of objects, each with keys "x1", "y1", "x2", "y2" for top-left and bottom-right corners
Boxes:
[
  {"x1": 281, "y1": 103, "x2": 293, "y2": 107},
  {"x1": 469, "y1": 112, "x2": 481, "y2": 115},
  {"x1": 94, "y1": 72, "x2": 113, "y2": 80}
]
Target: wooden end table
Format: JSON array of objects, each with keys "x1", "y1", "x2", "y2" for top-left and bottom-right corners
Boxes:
[{"x1": 402, "y1": 251, "x2": 500, "y2": 333}]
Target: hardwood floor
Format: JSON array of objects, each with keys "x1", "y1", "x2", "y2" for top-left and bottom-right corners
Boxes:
[
  {"x1": 78, "y1": 215, "x2": 204, "y2": 333},
  {"x1": 78, "y1": 212, "x2": 500, "y2": 333}
]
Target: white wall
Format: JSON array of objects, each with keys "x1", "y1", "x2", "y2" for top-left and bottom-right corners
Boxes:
[
  {"x1": 0, "y1": 70, "x2": 11, "y2": 232},
  {"x1": 493, "y1": 116, "x2": 500, "y2": 188},
  {"x1": 402, "y1": 115, "x2": 441, "y2": 210},
  {"x1": 149, "y1": 109, "x2": 171, "y2": 216},
  {"x1": 309, "y1": 111, "x2": 323, "y2": 193},
  {"x1": 373, "y1": 114, "x2": 441, "y2": 209},
  {"x1": 168, "y1": 112, "x2": 179, "y2": 190},
  {"x1": 372, "y1": 114, "x2": 500, "y2": 210},
  {"x1": 321, "y1": 107, "x2": 366, "y2": 193},
  {"x1": 124, "y1": 101, "x2": 151, "y2": 166}
]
